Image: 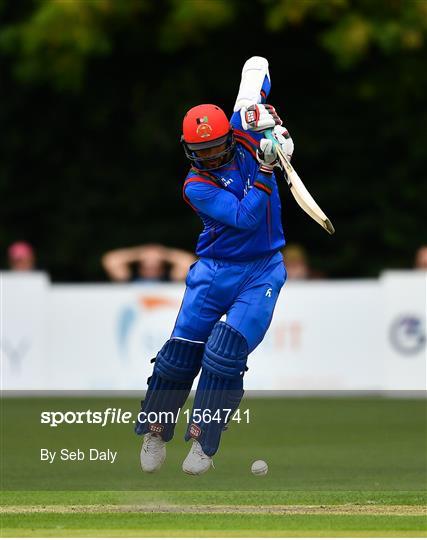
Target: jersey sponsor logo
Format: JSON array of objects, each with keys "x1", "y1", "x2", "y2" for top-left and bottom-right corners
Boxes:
[
  {"x1": 265, "y1": 288, "x2": 272, "y2": 298},
  {"x1": 220, "y1": 177, "x2": 233, "y2": 187},
  {"x1": 244, "y1": 177, "x2": 252, "y2": 197}
]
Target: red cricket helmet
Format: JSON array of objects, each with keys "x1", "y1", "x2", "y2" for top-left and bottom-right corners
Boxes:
[{"x1": 181, "y1": 104, "x2": 235, "y2": 171}]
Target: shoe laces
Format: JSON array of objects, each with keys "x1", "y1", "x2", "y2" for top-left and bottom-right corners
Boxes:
[
  {"x1": 145, "y1": 433, "x2": 163, "y2": 452},
  {"x1": 193, "y1": 440, "x2": 209, "y2": 459}
]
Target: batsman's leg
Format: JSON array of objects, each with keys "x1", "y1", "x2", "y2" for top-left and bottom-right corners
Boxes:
[
  {"x1": 135, "y1": 338, "x2": 204, "y2": 440},
  {"x1": 136, "y1": 257, "x2": 224, "y2": 472},
  {"x1": 183, "y1": 252, "x2": 286, "y2": 470},
  {"x1": 136, "y1": 338, "x2": 204, "y2": 473},
  {"x1": 226, "y1": 251, "x2": 287, "y2": 353},
  {"x1": 184, "y1": 321, "x2": 249, "y2": 465}
]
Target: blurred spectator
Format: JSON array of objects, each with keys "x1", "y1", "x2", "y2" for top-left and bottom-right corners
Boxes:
[
  {"x1": 102, "y1": 244, "x2": 196, "y2": 283},
  {"x1": 282, "y1": 243, "x2": 326, "y2": 280},
  {"x1": 414, "y1": 245, "x2": 427, "y2": 270},
  {"x1": 7, "y1": 241, "x2": 36, "y2": 272},
  {"x1": 282, "y1": 244, "x2": 310, "y2": 280}
]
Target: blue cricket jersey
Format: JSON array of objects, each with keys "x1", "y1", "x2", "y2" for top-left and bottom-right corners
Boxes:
[{"x1": 183, "y1": 112, "x2": 286, "y2": 261}]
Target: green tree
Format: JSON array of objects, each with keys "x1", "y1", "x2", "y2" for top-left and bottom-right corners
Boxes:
[{"x1": 0, "y1": 0, "x2": 426, "y2": 279}]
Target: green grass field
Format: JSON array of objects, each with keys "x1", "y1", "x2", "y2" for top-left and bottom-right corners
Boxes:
[{"x1": 1, "y1": 396, "x2": 426, "y2": 537}]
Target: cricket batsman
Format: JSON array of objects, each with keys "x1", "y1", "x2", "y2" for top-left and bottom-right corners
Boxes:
[{"x1": 135, "y1": 57, "x2": 293, "y2": 475}]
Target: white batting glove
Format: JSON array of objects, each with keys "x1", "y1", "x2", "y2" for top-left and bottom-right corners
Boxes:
[
  {"x1": 256, "y1": 138, "x2": 279, "y2": 175},
  {"x1": 240, "y1": 103, "x2": 282, "y2": 132},
  {"x1": 273, "y1": 125, "x2": 294, "y2": 161}
]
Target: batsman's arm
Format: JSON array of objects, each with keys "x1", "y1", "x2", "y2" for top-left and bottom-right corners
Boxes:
[
  {"x1": 184, "y1": 175, "x2": 274, "y2": 231},
  {"x1": 233, "y1": 56, "x2": 271, "y2": 112}
]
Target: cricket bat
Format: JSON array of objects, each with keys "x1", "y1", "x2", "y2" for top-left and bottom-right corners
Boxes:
[{"x1": 265, "y1": 129, "x2": 335, "y2": 235}]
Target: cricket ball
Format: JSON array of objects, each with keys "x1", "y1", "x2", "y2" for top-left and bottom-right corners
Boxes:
[{"x1": 251, "y1": 459, "x2": 268, "y2": 476}]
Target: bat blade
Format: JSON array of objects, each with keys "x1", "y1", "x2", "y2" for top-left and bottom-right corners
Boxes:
[{"x1": 265, "y1": 130, "x2": 335, "y2": 235}]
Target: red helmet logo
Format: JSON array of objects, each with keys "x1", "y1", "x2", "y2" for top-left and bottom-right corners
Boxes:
[{"x1": 196, "y1": 123, "x2": 213, "y2": 138}]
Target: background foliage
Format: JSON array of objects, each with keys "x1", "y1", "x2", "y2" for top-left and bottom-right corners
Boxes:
[{"x1": 1, "y1": 0, "x2": 426, "y2": 280}]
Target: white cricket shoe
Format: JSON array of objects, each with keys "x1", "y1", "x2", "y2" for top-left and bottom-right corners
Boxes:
[
  {"x1": 182, "y1": 440, "x2": 213, "y2": 475},
  {"x1": 140, "y1": 433, "x2": 166, "y2": 473}
]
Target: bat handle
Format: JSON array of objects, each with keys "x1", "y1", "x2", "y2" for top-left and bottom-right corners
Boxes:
[
  {"x1": 263, "y1": 128, "x2": 293, "y2": 183},
  {"x1": 264, "y1": 128, "x2": 290, "y2": 167},
  {"x1": 264, "y1": 129, "x2": 277, "y2": 146}
]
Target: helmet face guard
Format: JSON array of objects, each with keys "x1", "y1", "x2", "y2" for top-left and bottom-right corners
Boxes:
[{"x1": 181, "y1": 130, "x2": 235, "y2": 171}]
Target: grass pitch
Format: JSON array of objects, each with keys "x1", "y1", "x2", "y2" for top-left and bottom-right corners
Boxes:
[
  {"x1": 1, "y1": 396, "x2": 426, "y2": 537},
  {"x1": 2, "y1": 491, "x2": 426, "y2": 537}
]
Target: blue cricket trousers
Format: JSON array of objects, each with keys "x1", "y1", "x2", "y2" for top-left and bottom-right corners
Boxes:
[{"x1": 172, "y1": 251, "x2": 287, "y2": 353}]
